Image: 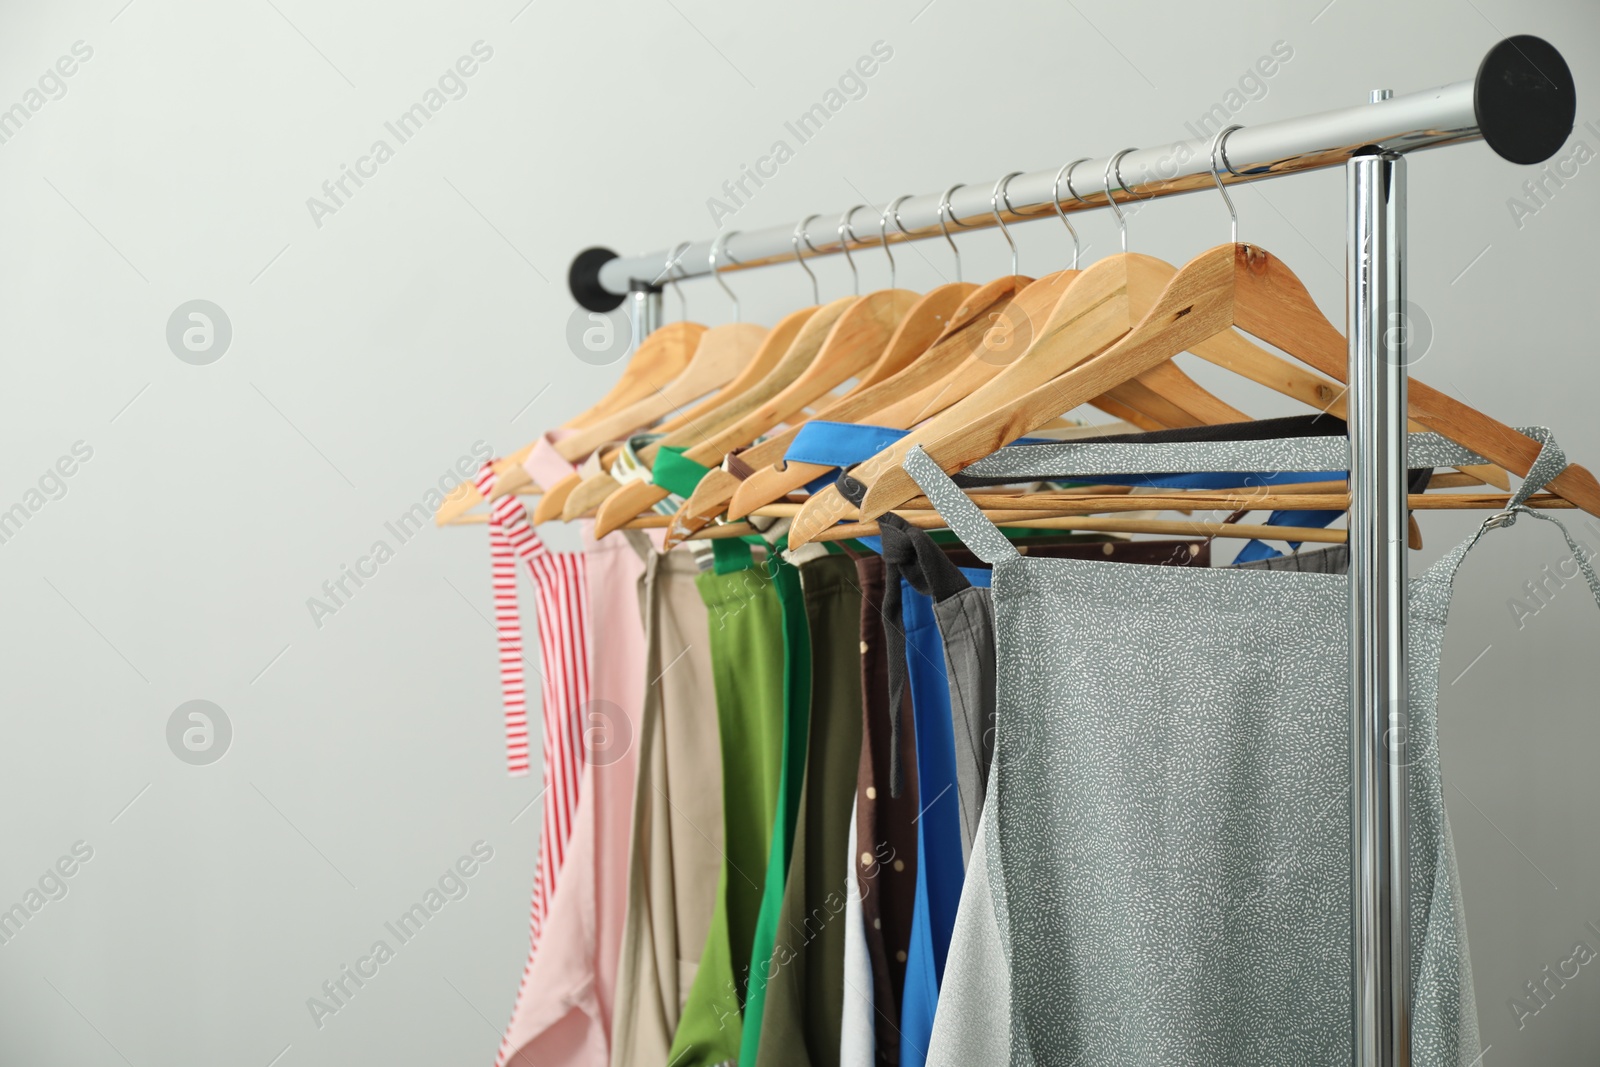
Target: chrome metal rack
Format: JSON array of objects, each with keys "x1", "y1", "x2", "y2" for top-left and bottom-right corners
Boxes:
[{"x1": 565, "y1": 35, "x2": 1577, "y2": 1067}]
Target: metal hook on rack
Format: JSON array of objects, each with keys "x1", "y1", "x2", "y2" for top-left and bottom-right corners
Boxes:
[
  {"x1": 990, "y1": 171, "x2": 1023, "y2": 276},
  {"x1": 1210, "y1": 124, "x2": 1244, "y2": 246},
  {"x1": 937, "y1": 184, "x2": 965, "y2": 283},
  {"x1": 660, "y1": 241, "x2": 690, "y2": 320},
  {"x1": 793, "y1": 214, "x2": 820, "y2": 304},
  {"x1": 1054, "y1": 158, "x2": 1089, "y2": 270},
  {"x1": 881, "y1": 195, "x2": 912, "y2": 289},
  {"x1": 1104, "y1": 149, "x2": 1138, "y2": 254},
  {"x1": 709, "y1": 230, "x2": 741, "y2": 321},
  {"x1": 998, "y1": 172, "x2": 1038, "y2": 221},
  {"x1": 839, "y1": 204, "x2": 867, "y2": 296}
]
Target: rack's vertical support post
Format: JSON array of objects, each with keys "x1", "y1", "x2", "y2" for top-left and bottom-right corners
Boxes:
[
  {"x1": 628, "y1": 281, "x2": 662, "y2": 351},
  {"x1": 1347, "y1": 142, "x2": 1411, "y2": 1067}
]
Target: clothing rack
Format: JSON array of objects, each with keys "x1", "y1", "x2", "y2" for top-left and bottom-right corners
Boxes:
[{"x1": 563, "y1": 36, "x2": 1576, "y2": 1067}]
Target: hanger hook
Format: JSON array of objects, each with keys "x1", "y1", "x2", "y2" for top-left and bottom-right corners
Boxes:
[
  {"x1": 997, "y1": 172, "x2": 1035, "y2": 220},
  {"x1": 792, "y1": 214, "x2": 820, "y2": 304},
  {"x1": 937, "y1": 183, "x2": 965, "y2": 283},
  {"x1": 709, "y1": 230, "x2": 741, "y2": 322},
  {"x1": 881, "y1": 195, "x2": 911, "y2": 289},
  {"x1": 1104, "y1": 148, "x2": 1138, "y2": 254},
  {"x1": 659, "y1": 241, "x2": 690, "y2": 320},
  {"x1": 839, "y1": 204, "x2": 867, "y2": 297},
  {"x1": 990, "y1": 171, "x2": 1023, "y2": 276},
  {"x1": 1211, "y1": 124, "x2": 1244, "y2": 246},
  {"x1": 1053, "y1": 158, "x2": 1089, "y2": 270}
]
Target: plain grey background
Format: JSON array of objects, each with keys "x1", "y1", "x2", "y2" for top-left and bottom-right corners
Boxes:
[{"x1": 0, "y1": 0, "x2": 1597, "y2": 1063}]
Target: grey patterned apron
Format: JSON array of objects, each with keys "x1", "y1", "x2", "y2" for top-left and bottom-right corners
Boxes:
[{"x1": 903, "y1": 428, "x2": 1600, "y2": 1067}]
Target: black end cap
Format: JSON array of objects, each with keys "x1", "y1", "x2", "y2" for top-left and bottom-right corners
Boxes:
[
  {"x1": 568, "y1": 246, "x2": 625, "y2": 312},
  {"x1": 1476, "y1": 35, "x2": 1576, "y2": 165}
]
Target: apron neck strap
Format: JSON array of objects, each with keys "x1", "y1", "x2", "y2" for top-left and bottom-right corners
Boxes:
[
  {"x1": 1425, "y1": 429, "x2": 1600, "y2": 615},
  {"x1": 473, "y1": 459, "x2": 548, "y2": 777},
  {"x1": 902, "y1": 445, "x2": 1020, "y2": 566}
]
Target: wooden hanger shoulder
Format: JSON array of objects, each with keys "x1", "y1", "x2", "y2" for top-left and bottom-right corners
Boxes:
[
  {"x1": 647, "y1": 321, "x2": 775, "y2": 433},
  {"x1": 530, "y1": 470, "x2": 584, "y2": 524},
  {"x1": 1230, "y1": 245, "x2": 1600, "y2": 518},
  {"x1": 552, "y1": 320, "x2": 765, "y2": 463},
  {"x1": 787, "y1": 267, "x2": 1112, "y2": 543},
  {"x1": 721, "y1": 282, "x2": 1006, "y2": 521},
  {"x1": 739, "y1": 288, "x2": 919, "y2": 425},
  {"x1": 832, "y1": 245, "x2": 1238, "y2": 532},
  {"x1": 568, "y1": 309, "x2": 817, "y2": 527},
  {"x1": 666, "y1": 277, "x2": 1025, "y2": 542},
  {"x1": 856, "y1": 282, "x2": 977, "y2": 388},
  {"x1": 1178, "y1": 317, "x2": 1506, "y2": 489},
  {"x1": 582, "y1": 300, "x2": 851, "y2": 534},
  {"x1": 432, "y1": 320, "x2": 707, "y2": 526},
  {"x1": 561, "y1": 319, "x2": 706, "y2": 429},
  {"x1": 679, "y1": 291, "x2": 911, "y2": 464},
  {"x1": 580, "y1": 300, "x2": 849, "y2": 532}
]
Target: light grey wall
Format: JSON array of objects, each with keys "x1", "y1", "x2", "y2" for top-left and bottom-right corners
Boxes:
[{"x1": 0, "y1": 0, "x2": 1596, "y2": 1063}]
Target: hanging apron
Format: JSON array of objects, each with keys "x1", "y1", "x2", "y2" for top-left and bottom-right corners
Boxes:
[
  {"x1": 472, "y1": 457, "x2": 591, "y2": 1067},
  {"x1": 608, "y1": 547, "x2": 725, "y2": 1067},
  {"x1": 903, "y1": 428, "x2": 1600, "y2": 1067}
]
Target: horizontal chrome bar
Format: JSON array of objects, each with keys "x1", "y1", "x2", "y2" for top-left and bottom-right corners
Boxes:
[{"x1": 595, "y1": 77, "x2": 1481, "y2": 294}]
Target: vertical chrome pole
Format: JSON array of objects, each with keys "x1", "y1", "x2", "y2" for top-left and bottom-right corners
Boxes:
[
  {"x1": 1347, "y1": 135, "x2": 1411, "y2": 1067},
  {"x1": 628, "y1": 281, "x2": 662, "y2": 351}
]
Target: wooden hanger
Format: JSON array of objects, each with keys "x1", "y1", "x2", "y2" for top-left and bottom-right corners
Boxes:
[
  {"x1": 563, "y1": 308, "x2": 808, "y2": 511},
  {"x1": 714, "y1": 274, "x2": 1231, "y2": 528},
  {"x1": 432, "y1": 318, "x2": 705, "y2": 527},
  {"x1": 648, "y1": 312, "x2": 806, "y2": 431},
  {"x1": 666, "y1": 191, "x2": 1093, "y2": 545},
  {"x1": 552, "y1": 321, "x2": 766, "y2": 464},
  {"x1": 780, "y1": 154, "x2": 1384, "y2": 547},
  {"x1": 584, "y1": 285, "x2": 917, "y2": 530},
  {"x1": 783, "y1": 248, "x2": 1260, "y2": 545},
  {"x1": 563, "y1": 320, "x2": 704, "y2": 429},
  {"x1": 500, "y1": 318, "x2": 765, "y2": 520},
  {"x1": 558, "y1": 297, "x2": 852, "y2": 523},
  {"x1": 773, "y1": 506, "x2": 1349, "y2": 547},
  {"x1": 661, "y1": 262, "x2": 1224, "y2": 545},
  {"x1": 586, "y1": 277, "x2": 975, "y2": 535},
  {"x1": 550, "y1": 303, "x2": 819, "y2": 524},
  {"x1": 851, "y1": 242, "x2": 1600, "y2": 528},
  {"x1": 705, "y1": 281, "x2": 976, "y2": 512},
  {"x1": 808, "y1": 184, "x2": 1255, "y2": 445},
  {"x1": 621, "y1": 233, "x2": 811, "y2": 437},
  {"x1": 531, "y1": 225, "x2": 851, "y2": 526},
  {"x1": 784, "y1": 202, "x2": 1524, "y2": 548},
  {"x1": 661, "y1": 274, "x2": 1029, "y2": 547}
]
